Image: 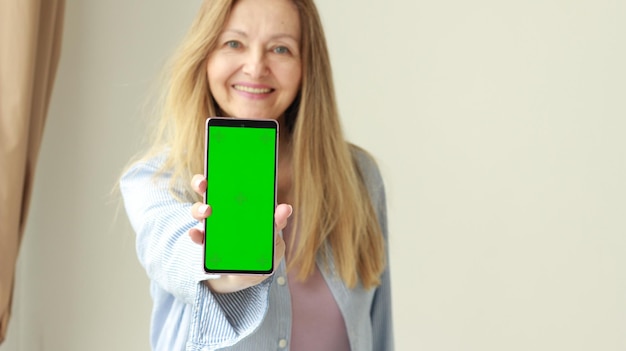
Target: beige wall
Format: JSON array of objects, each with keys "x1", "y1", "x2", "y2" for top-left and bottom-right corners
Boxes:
[
  {"x1": 316, "y1": 1, "x2": 626, "y2": 349},
  {"x1": 2, "y1": 0, "x2": 625, "y2": 350},
  {"x1": 0, "y1": 2, "x2": 198, "y2": 350}
]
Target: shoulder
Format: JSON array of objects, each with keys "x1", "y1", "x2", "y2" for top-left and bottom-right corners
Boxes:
[
  {"x1": 350, "y1": 144, "x2": 384, "y2": 190},
  {"x1": 349, "y1": 144, "x2": 389, "y2": 241},
  {"x1": 119, "y1": 151, "x2": 189, "y2": 231},
  {"x1": 121, "y1": 153, "x2": 168, "y2": 183},
  {"x1": 119, "y1": 151, "x2": 176, "y2": 202}
]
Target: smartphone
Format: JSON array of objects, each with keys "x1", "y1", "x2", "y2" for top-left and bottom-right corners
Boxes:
[{"x1": 203, "y1": 117, "x2": 278, "y2": 274}]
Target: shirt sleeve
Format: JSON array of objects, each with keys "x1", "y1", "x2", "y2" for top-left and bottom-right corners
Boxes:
[
  {"x1": 119, "y1": 156, "x2": 272, "y2": 350},
  {"x1": 354, "y1": 148, "x2": 395, "y2": 350},
  {"x1": 370, "y1": 179, "x2": 395, "y2": 351}
]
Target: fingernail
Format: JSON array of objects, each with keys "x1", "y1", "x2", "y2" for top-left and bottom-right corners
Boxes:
[
  {"x1": 198, "y1": 204, "x2": 209, "y2": 214},
  {"x1": 287, "y1": 205, "x2": 293, "y2": 217},
  {"x1": 195, "y1": 177, "x2": 204, "y2": 189}
]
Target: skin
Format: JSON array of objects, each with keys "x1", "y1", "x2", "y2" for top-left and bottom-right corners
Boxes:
[
  {"x1": 205, "y1": 0, "x2": 301, "y2": 122},
  {"x1": 189, "y1": 175, "x2": 291, "y2": 293},
  {"x1": 188, "y1": 0, "x2": 301, "y2": 293}
]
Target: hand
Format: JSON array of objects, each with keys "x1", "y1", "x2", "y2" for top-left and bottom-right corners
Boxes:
[{"x1": 188, "y1": 174, "x2": 291, "y2": 293}]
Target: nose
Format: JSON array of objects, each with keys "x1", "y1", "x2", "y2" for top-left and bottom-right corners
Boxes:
[{"x1": 242, "y1": 48, "x2": 268, "y2": 78}]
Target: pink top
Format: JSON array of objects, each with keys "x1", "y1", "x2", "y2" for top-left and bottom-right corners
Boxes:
[{"x1": 283, "y1": 222, "x2": 351, "y2": 351}]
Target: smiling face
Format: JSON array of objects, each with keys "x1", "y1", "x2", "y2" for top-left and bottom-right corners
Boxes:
[{"x1": 206, "y1": 0, "x2": 302, "y2": 121}]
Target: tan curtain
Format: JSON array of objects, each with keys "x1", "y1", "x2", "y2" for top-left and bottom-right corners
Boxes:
[{"x1": 0, "y1": 0, "x2": 65, "y2": 343}]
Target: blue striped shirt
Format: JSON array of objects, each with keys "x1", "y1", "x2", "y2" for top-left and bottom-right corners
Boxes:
[{"x1": 120, "y1": 148, "x2": 394, "y2": 351}]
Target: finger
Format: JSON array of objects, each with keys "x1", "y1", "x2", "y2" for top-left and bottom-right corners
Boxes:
[
  {"x1": 191, "y1": 174, "x2": 207, "y2": 195},
  {"x1": 274, "y1": 234, "x2": 286, "y2": 265},
  {"x1": 274, "y1": 204, "x2": 293, "y2": 231},
  {"x1": 191, "y1": 202, "x2": 212, "y2": 221},
  {"x1": 188, "y1": 227, "x2": 204, "y2": 245}
]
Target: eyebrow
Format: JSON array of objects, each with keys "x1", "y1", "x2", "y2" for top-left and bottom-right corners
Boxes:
[{"x1": 221, "y1": 29, "x2": 299, "y2": 42}]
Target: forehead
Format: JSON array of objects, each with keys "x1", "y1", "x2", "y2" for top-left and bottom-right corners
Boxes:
[{"x1": 224, "y1": 0, "x2": 301, "y2": 39}]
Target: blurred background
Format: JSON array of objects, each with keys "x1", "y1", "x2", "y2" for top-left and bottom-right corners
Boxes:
[{"x1": 1, "y1": 0, "x2": 625, "y2": 350}]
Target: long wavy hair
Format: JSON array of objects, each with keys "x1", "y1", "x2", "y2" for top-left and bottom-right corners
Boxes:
[{"x1": 143, "y1": 0, "x2": 385, "y2": 289}]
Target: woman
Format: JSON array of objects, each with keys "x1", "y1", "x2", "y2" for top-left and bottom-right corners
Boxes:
[{"x1": 120, "y1": 0, "x2": 393, "y2": 350}]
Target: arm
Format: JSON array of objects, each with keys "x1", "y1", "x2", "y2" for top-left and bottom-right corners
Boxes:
[
  {"x1": 371, "y1": 269, "x2": 394, "y2": 351},
  {"x1": 119, "y1": 157, "x2": 272, "y2": 349},
  {"x1": 370, "y1": 193, "x2": 394, "y2": 350},
  {"x1": 353, "y1": 148, "x2": 395, "y2": 350}
]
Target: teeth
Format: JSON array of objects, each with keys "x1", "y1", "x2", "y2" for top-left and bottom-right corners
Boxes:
[{"x1": 234, "y1": 85, "x2": 272, "y2": 94}]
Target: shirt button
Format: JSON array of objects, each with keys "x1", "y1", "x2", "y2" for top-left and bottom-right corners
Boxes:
[
  {"x1": 276, "y1": 276, "x2": 286, "y2": 286},
  {"x1": 278, "y1": 338, "x2": 288, "y2": 348}
]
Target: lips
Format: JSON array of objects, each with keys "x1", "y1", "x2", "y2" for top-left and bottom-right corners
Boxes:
[{"x1": 233, "y1": 84, "x2": 274, "y2": 94}]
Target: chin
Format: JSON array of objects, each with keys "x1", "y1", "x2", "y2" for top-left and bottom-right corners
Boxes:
[{"x1": 235, "y1": 111, "x2": 280, "y2": 120}]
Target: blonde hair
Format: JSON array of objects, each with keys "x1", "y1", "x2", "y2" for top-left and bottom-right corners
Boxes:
[{"x1": 145, "y1": 0, "x2": 385, "y2": 289}]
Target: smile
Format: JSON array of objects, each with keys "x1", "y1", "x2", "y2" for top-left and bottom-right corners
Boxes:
[{"x1": 233, "y1": 85, "x2": 273, "y2": 94}]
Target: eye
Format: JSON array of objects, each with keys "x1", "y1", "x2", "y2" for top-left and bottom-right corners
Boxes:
[
  {"x1": 273, "y1": 46, "x2": 290, "y2": 54},
  {"x1": 225, "y1": 40, "x2": 241, "y2": 49}
]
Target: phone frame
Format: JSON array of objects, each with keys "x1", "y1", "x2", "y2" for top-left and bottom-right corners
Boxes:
[{"x1": 203, "y1": 117, "x2": 279, "y2": 275}]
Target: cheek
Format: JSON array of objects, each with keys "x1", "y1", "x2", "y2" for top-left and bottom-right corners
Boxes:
[
  {"x1": 206, "y1": 58, "x2": 230, "y2": 89},
  {"x1": 280, "y1": 64, "x2": 302, "y2": 92},
  {"x1": 206, "y1": 62, "x2": 216, "y2": 90}
]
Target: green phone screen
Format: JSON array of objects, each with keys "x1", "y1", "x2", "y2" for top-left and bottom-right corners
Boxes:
[{"x1": 204, "y1": 119, "x2": 277, "y2": 274}]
